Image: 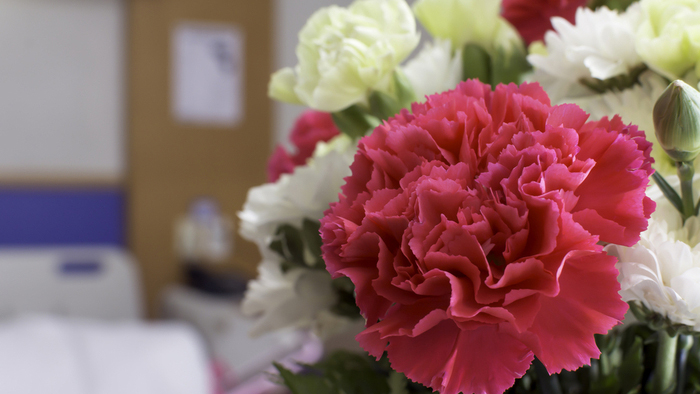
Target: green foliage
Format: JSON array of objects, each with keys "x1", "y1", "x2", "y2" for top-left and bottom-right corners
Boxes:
[
  {"x1": 503, "y1": 322, "x2": 691, "y2": 394},
  {"x1": 588, "y1": 0, "x2": 639, "y2": 11},
  {"x1": 332, "y1": 105, "x2": 381, "y2": 139},
  {"x1": 578, "y1": 64, "x2": 648, "y2": 94},
  {"x1": 330, "y1": 276, "x2": 361, "y2": 318},
  {"x1": 274, "y1": 351, "x2": 433, "y2": 394},
  {"x1": 275, "y1": 322, "x2": 700, "y2": 394},
  {"x1": 269, "y1": 220, "x2": 362, "y2": 320},
  {"x1": 461, "y1": 41, "x2": 531, "y2": 87},
  {"x1": 462, "y1": 44, "x2": 492, "y2": 84}
]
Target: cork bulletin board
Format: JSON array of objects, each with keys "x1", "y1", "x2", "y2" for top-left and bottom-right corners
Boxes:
[{"x1": 128, "y1": 0, "x2": 273, "y2": 315}]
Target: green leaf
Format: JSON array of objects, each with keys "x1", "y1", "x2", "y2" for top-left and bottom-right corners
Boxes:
[
  {"x1": 309, "y1": 351, "x2": 390, "y2": 394},
  {"x1": 393, "y1": 70, "x2": 417, "y2": 109},
  {"x1": 332, "y1": 105, "x2": 381, "y2": 139},
  {"x1": 388, "y1": 371, "x2": 409, "y2": 394},
  {"x1": 331, "y1": 276, "x2": 362, "y2": 318},
  {"x1": 302, "y1": 218, "x2": 324, "y2": 269},
  {"x1": 533, "y1": 357, "x2": 562, "y2": 394},
  {"x1": 369, "y1": 90, "x2": 403, "y2": 122},
  {"x1": 462, "y1": 43, "x2": 491, "y2": 83},
  {"x1": 278, "y1": 224, "x2": 305, "y2": 264},
  {"x1": 590, "y1": 373, "x2": 621, "y2": 394},
  {"x1": 274, "y1": 363, "x2": 334, "y2": 394},
  {"x1": 652, "y1": 172, "x2": 684, "y2": 215},
  {"x1": 619, "y1": 336, "x2": 644, "y2": 394},
  {"x1": 491, "y1": 44, "x2": 531, "y2": 86}
]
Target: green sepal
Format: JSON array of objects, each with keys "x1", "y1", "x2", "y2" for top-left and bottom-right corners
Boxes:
[
  {"x1": 652, "y1": 172, "x2": 684, "y2": 215},
  {"x1": 462, "y1": 43, "x2": 491, "y2": 83},
  {"x1": 332, "y1": 105, "x2": 380, "y2": 139}
]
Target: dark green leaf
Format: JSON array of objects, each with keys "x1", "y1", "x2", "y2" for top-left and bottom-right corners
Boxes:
[
  {"x1": 275, "y1": 224, "x2": 306, "y2": 267},
  {"x1": 462, "y1": 43, "x2": 491, "y2": 83},
  {"x1": 533, "y1": 357, "x2": 562, "y2": 394},
  {"x1": 590, "y1": 373, "x2": 621, "y2": 394},
  {"x1": 393, "y1": 71, "x2": 417, "y2": 109},
  {"x1": 369, "y1": 90, "x2": 403, "y2": 122},
  {"x1": 388, "y1": 372, "x2": 409, "y2": 394},
  {"x1": 332, "y1": 105, "x2": 381, "y2": 139},
  {"x1": 308, "y1": 351, "x2": 391, "y2": 394},
  {"x1": 490, "y1": 43, "x2": 531, "y2": 85},
  {"x1": 653, "y1": 171, "x2": 684, "y2": 215},
  {"x1": 302, "y1": 218, "x2": 325, "y2": 269},
  {"x1": 274, "y1": 363, "x2": 334, "y2": 394},
  {"x1": 619, "y1": 336, "x2": 644, "y2": 394}
]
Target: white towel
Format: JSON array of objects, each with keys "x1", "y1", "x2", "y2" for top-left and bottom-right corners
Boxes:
[{"x1": 0, "y1": 315, "x2": 213, "y2": 394}]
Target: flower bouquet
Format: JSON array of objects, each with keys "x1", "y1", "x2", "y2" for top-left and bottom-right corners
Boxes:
[{"x1": 238, "y1": 0, "x2": 700, "y2": 393}]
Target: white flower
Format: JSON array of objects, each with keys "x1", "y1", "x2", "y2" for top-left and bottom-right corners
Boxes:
[
  {"x1": 268, "y1": 0, "x2": 419, "y2": 112},
  {"x1": 239, "y1": 135, "x2": 357, "y2": 336},
  {"x1": 238, "y1": 135, "x2": 356, "y2": 258},
  {"x1": 636, "y1": 0, "x2": 700, "y2": 80},
  {"x1": 412, "y1": 0, "x2": 518, "y2": 53},
  {"x1": 402, "y1": 39, "x2": 462, "y2": 101},
  {"x1": 571, "y1": 72, "x2": 700, "y2": 176},
  {"x1": 242, "y1": 260, "x2": 351, "y2": 337},
  {"x1": 528, "y1": 4, "x2": 643, "y2": 101},
  {"x1": 606, "y1": 176, "x2": 700, "y2": 331}
]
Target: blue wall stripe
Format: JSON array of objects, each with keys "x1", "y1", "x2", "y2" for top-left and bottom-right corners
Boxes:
[{"x1": 0, "y1": 188, "x2": 125, "y2": 246}]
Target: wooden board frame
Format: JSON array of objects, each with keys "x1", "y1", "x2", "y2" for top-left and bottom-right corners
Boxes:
[{"x1": 128, "y1": 0, "x2": 273, "y2": 315}]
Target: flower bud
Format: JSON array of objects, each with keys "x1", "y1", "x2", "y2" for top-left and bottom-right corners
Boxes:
[{"x1": 653, "y1": 79, "x2": 700, "y2": 163}]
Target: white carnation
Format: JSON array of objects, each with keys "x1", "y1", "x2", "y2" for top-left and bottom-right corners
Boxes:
[
  {"x1": 238, "y1": 135, "x2": 356, "y2": 259},
  {"x1": 239, "y1": 135, "x2": 357, "y2": 337},
  {"x1": 607, "y1": 177, "x2": 700, "y2": 331},
  {"x1": 269, "y1": 0, "x2": 419, "y2": 112},
  {"x1": 528, "y1": 4, "x2": 643, "y2": 102},
  {"x1": 241, "y1": 260, "x2": 351, "y2": 338},
  {"x1": 402, "y1": 39, "x2": 462, "y2": 101}
]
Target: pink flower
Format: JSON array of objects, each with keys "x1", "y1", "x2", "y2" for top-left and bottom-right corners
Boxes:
[
  {"x1": 267, "y1": 110, "x2": 340, "y2": 182},
  {"x1": 320, "y1": 81, "x2": 654, "y2": 394},
  {"x1": 501, "y1": 0, "x2": 588, "y2": 45}
]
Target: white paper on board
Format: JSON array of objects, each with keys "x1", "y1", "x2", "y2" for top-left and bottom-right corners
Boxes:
[{"x1": 172, "y1": 23, "x2": 244, "y2": 126}]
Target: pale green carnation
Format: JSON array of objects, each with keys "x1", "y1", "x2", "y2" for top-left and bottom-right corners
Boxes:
[
  {"x1": 636, "y1": 0, "x2": 700, "y2": 80},
  {"x1": 412, "y1": 0, "x2": 520, "y2": 54},
  {"x1": 268, "y1": 0, "x2": 419, "y2": 112}
]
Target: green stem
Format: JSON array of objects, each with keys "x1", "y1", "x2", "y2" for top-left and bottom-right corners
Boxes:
[
  {"x1": 678, "y1": 161, "x2": 695, "y2": 221},
  {"x1": 677, "y1": 335, "x2": 693, "y2": 394},
  {"x1": 651, "y1": 330, "x2": 678, "y2": 394}
]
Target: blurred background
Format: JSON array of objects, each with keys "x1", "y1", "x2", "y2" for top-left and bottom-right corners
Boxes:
[{"x1": 0, "y1": 0, "x2": 352, "y2": 393}]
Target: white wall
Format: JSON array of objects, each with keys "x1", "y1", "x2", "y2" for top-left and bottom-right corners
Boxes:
[
  {"x1": 0, "y1": 0, "x2": 125, "y2": 181},
  {"x1": 272, "y1": 0, "x2": 353, "y2": 148}
]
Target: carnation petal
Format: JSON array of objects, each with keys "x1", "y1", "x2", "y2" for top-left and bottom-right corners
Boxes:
[
  {"x1": 386, "y1": 322, "x2": 533, "y2": 394},
  {"x1": 522, "y1": 251, "x2": 627, "y2": 373}
]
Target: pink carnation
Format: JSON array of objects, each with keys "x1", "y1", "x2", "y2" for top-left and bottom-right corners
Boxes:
[
  {"x1": 320, "y1": 81, "x2": 654, "y2": 394},
  {"x1": 502, "y1": 0, "x2": 588, "y2": 45},
  {"x1": 267, "y1": 110, "x2": 340, "y2": 182}
]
